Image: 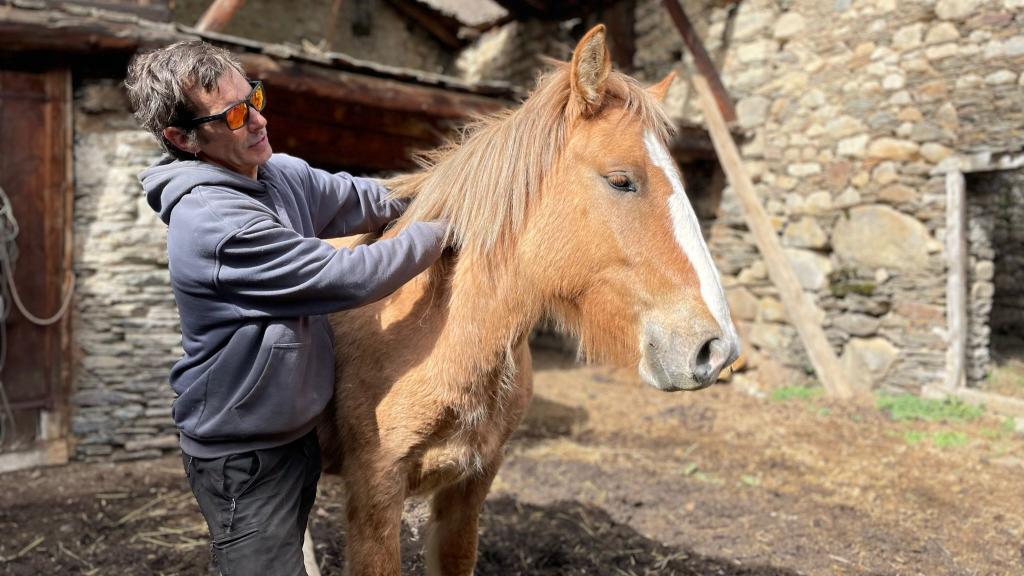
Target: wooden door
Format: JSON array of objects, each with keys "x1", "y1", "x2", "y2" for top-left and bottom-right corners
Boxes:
[{"x1": 0, "y1": 68, "x2": 72, "y2": 454}]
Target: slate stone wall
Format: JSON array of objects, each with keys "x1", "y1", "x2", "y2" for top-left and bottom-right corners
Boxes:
[
  {"x1": 71, "y1": 80, "x2": 180, "y2": 461},
  {"x1": 630, "y1": 0, "x2": 1024, "y2": 392}
]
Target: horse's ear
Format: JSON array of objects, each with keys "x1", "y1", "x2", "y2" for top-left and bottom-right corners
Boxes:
[
  {"x1": 570, "y1": 24, "x2": 611, "y2": 116},
  {"x1": 647, "y1": 71, "x2": 677, "y2": 102}
]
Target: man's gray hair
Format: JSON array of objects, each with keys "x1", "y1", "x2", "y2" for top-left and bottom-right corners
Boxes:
[{"x1": 125, "y1": 40, "x2": 246, "y2": 160}]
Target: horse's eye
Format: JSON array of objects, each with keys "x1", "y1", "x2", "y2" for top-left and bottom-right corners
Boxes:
[{"x1": 606, "y1": 173, "x2": 636, "y2": 193}]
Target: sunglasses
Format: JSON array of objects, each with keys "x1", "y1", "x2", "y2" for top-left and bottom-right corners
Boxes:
[{"x1": 186, "y1": 80, "x2": 266, "y2": 130}]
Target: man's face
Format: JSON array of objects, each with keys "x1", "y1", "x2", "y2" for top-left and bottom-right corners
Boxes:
[{"x1": 172, "y1": 69, "x2": 272, "y2": 179}]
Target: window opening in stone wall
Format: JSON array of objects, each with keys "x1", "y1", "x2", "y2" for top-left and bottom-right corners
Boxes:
[
  {"x1": 964, "y1": 168, "x2": 1024, "y2": 400},
  {"x1": 679, "y1": 159, "x2": 725, "y2": 240}
]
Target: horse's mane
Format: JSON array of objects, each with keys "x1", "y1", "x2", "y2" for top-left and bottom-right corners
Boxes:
[{"x1": 386, "y1": 62, "x2": 675, "y2": 262}]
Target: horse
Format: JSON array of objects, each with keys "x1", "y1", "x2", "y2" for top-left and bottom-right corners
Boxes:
[{"x1": 313, "y1": 24, "x2": 740, "y2": 576}]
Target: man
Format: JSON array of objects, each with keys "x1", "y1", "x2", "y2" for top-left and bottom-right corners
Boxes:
[{"x1": 125, "y1": 40, "x2": 445, "y2": 575}]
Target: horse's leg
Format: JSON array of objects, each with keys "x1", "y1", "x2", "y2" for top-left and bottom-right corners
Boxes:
[
  {"x1": 423, "y1": 465, "x2": 500, "y2": 576},
  {"x1": 303, "y1": 524, "x2": 321, "y2": 576},
  {"x1": 424, "y1": 341, "x2": 533, "y2": 576},
  {"x1": 343, "y1": 473, "x2": 405, "y2": 576}
]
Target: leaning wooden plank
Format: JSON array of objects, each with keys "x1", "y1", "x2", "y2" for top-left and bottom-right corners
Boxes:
[
  {"x1": 661, "y1": 0, "x2": 736, "y2": 123},
  {"x1": 195, "y1": 0, "x2": 246, "y2": 33},
  {"x1": 690, "y1": 73, "x2": 858, "y2": 400},
  {"x1": 660, "y1": 0, "x2": 856, "y2": 398}
]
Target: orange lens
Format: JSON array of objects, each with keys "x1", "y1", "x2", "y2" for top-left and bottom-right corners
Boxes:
[
  {"x1": 224, "y1": 101, "x2": 248, "y2": 130},
  {"x1": 251, "y1": 83, "x2": 265, "y2": 111}
]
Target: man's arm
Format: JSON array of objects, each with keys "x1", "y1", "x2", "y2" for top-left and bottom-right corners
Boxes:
[
  {"x1": 214, "y1": 215, "x2": 445, "y2": 317},
  {"x1": 305, "y1": 165, "x2": 407, "y2": 239}
]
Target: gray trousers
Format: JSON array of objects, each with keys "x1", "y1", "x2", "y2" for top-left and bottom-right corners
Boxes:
[{"x1": 183, "y1": 430, "x2": 321, "y2": 576}]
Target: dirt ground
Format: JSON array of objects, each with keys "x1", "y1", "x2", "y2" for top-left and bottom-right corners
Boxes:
[
  {"x1": 986, "y1": 334, "x2": 1024, "y2": 400},
  {"x1": 1, "y1": 347, "x2": 1022, "y2": 576}
]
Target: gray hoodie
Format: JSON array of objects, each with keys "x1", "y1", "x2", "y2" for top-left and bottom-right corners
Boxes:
[{"x1": 141, "y1": 153, "x2": 444, "y2": 458}]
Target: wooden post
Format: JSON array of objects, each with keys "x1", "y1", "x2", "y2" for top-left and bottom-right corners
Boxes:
[
  {"x1": 661, "y1": 0, "x2": 736, "y2": 123},
  {"x1": 323, "y1": 0, "x2": 344, "y2": 50},
  {"x1": 944, "y1": 169, "x2": 968, "y2": 393},
  {"x1": 691, "y1": 75, "x2": 858, "y2": 400},
  {"x1": 195, "y1": 0, "x2": 246, "y2": 33}
]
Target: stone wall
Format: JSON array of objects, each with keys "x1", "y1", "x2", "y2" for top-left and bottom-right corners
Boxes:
[
  {"x1": 173, "y1": 0, "x2": 455, "y2": 73},
  {"x1": 629, "y1": 0, "x2": 1024, "y2": 393},
  {"x1": 456, "y1": 20, "x2": 572, "y2": 87},
  {"x1": 965, "y1": 168, "x2": 1024, "y2": 384},
  {"x1": 70, "y1": 80, "x2": 180, "y2": 461}
]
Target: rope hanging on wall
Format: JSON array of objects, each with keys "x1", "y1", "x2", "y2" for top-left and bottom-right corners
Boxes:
[{"x1": 0, "y1": 185, "x2": 76, "y2": 448}]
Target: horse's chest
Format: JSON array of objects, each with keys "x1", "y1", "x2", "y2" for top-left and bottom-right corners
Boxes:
[
  {"x1": 409, "y1": 364, "x2": 526, "y2": 494},
  {"x1": 409, "y1": 401, "x2": 508, "y2": 495}
]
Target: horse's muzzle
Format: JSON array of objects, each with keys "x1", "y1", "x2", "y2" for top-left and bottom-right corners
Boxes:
[{"x1": 639, "y1": 324, "x2": 739, "y2": 391}]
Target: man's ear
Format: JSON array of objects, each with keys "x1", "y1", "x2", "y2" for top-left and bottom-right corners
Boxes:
[{"x1": 163, "y1": 126, "x2": 200, "y2": 155}]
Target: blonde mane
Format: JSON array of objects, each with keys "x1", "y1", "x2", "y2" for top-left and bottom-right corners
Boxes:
[{"x1": 386, "y1": 63, "x2": 675, "y2": 262}]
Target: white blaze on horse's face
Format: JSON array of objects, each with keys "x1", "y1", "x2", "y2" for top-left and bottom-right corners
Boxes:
[{"x1": 637, "y1": 131, "x2": 740, "y2": 391}]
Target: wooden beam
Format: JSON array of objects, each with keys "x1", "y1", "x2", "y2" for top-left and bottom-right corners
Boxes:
[
  {"x1": 690, "y1": 73, "x2": 858, "y2": 400},
  {"x1": 661, "y1": 0, "x2": 736, "y2": 124},
  {"x1": 236, "y1": 53, "x2": 505, "y2": 119},
  {"x1": 0, "y1": 8, "x2": 178, "y2": 53},
  {"x1": 384, "y1": 0, "x2": 464, "y2": 50},
  {"x1": 323, "y1": 0, "x2": 345, "y2": 50},
  {"x1": 602, "y1": 0, "x2": 637, "y2": 73},
  {"x1": 195, "y1": 0, "x2": 246, "y2": 33},
  {"x1": 265, "y1": 87, "x2": 452, "y2": 171},
  {"x1": 944, "y1": 170, "x2": 968, "y2": 393},
  {"x1": 0, "y1": 6, "x2": 516, "y2": 95},
  {"x1": 491, "y1": 0, "x2": 608, "y2": 21},
  {"x1": 0, "y1": 0, "x2": 173, "y2": 22},
  {"x1": 271, "y1": 114, "x2": 435, "y2": 172},
  {"x1": 924, "y1": 384, "x2": 1024, "y2": 417}
]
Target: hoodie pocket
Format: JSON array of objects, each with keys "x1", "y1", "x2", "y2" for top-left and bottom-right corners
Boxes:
[
  {"x1": 172, "y1": 372, "x2": 209, "y2": 436},
  {"x1": 231, "y1": 342, "x2": 311, "y2": 436}
]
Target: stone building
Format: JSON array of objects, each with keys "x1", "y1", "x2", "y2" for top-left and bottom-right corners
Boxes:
[
  {"x1": 0, "y1": 0, "x2": 509, "y2": 468},
  {"x1": 454, "y1": 0, "x2": 1024, "y2": 410},
  {"x1": 1, "y1": 0, "x2": 1021, "y2": 469},
  {"x1": 644, "y1": 0, "x2": 1024, "y2": 408}
]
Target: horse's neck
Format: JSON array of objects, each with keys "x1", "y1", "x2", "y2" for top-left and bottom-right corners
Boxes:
[{"x1": 419, "y1": 251, "x2": 540, "y2": 387}]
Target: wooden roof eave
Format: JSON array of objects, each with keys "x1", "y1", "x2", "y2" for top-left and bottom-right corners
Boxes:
[{"x1": 0, "y1": 4, "x2": 521, "y2": 101}]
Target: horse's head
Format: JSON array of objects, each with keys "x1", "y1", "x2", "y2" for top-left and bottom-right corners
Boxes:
[{"x1": 529, "y1": 25, "x2": 740, "y2": 391}]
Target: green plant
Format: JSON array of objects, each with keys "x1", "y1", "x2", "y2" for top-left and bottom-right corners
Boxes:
[
  {"x1": 932, "y1": 431, "x2": 969, "y2": 449},
  {"x1": 771, "y1": 385, "x2": 824, "y2": 402},
  {"x1": 828, "y1": 267, "x2": 877, "y2": 298},
  {"x1": 876, "y1": 393, "x2": 983, "y2": 422},
  {"x1": 903, "y1": 430, "x2": 925, "y2": 445},
  {"x1": 1002, "y1": 417, "x2": 1017, "y2": 434}
]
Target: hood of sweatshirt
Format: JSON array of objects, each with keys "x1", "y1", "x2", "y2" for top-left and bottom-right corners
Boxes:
[{"x1": 140, "y1": 156, "x2": 266, "y2": 224}]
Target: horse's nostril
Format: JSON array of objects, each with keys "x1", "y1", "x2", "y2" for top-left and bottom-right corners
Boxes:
[
  {"x1": 692, "y1": 337, "x2": 728, "y2": 385},
  {"x1": 695, "y1": 339, "x2": 713, "y2": 369}
]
